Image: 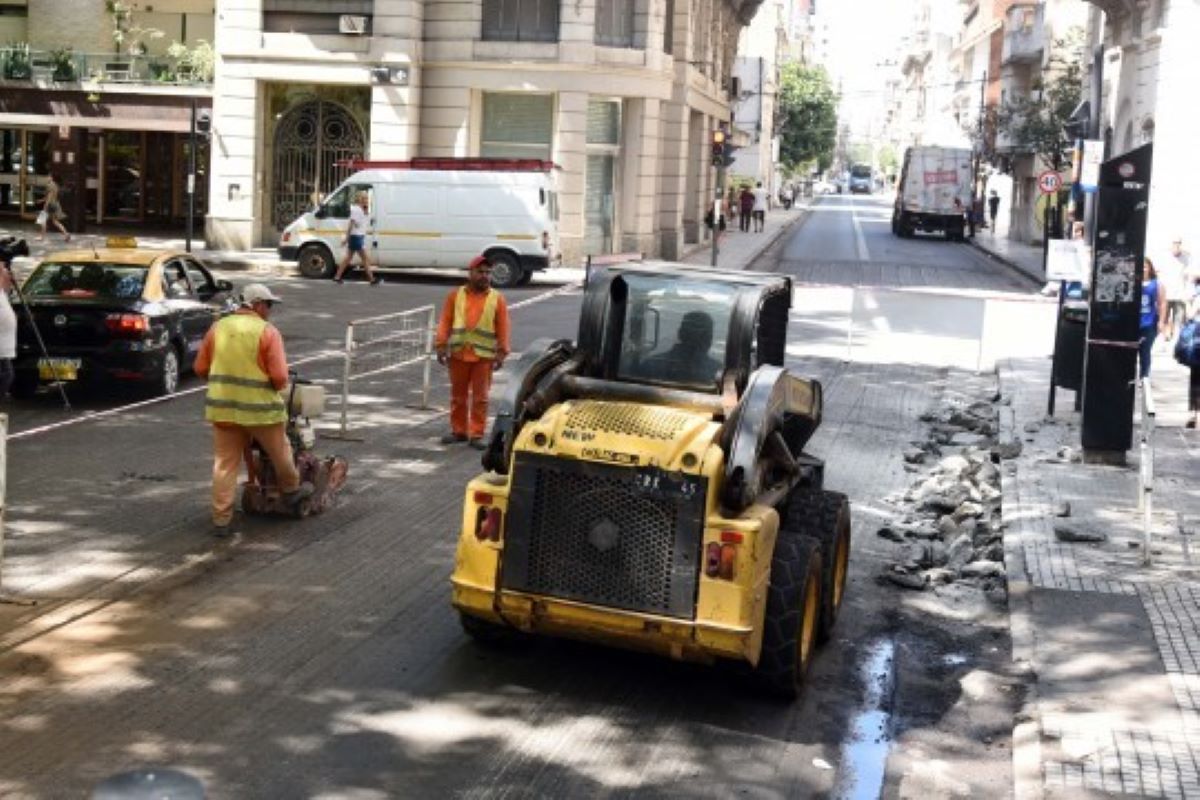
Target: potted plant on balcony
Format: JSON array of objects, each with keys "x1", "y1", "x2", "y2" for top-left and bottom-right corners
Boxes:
[
  {"x1": 50, "y1": 47, "x2": 77, "y2": 82},
  {"x1": 3, "y1": 43, "x2": 31, "y2": 80}
]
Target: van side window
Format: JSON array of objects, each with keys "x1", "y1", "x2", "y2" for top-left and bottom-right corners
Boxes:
[{"x1": 324, "y1": 186, "x2": 352, "y2": 219}]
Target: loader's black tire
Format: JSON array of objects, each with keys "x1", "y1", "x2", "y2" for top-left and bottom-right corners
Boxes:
[
  {"x1": 754, "y1": 535, "x2": 823, "y2": 699},
  {"x1": 784, "y1": 489, "x2": 852, "y2": 642},
  {"x1": 459, "y1": 612, "x2": 523, "y2": 646}
]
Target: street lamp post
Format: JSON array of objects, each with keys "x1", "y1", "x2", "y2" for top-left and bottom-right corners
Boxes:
[{"x1": 186, "y1": 98, "x2": 196, "y2": 253}]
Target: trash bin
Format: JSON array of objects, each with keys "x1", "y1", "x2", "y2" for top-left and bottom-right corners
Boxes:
[{"x1": 1053, "y1": 298, "x2": 1088, "y2": 392}]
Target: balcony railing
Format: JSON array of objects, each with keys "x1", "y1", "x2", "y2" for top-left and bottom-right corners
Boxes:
[
  {"x1": 1002, "y1": 3, "x2": 1045, "y2": 65},
  {"x1": 0, "y1": 46, "x2": 212, "y2": 87}
]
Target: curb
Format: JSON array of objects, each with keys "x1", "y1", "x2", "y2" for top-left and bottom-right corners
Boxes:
[
  {"x1": 681, "y1": 204, "x2": 813, "y2": 270},
  {"x1": 996, "y1": 358, "x2": 1044, "y2": 800},
  {"x1": 969, "y1": 238, "x2": 1044, "y2": 288}
]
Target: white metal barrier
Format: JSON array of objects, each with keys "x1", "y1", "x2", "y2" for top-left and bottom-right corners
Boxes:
[
  {"x1": 329, "y1": 305, "x2": 436, "y2": 439},
  {"x1": 1136, "y1": 377, "x2": 1156, "y2": 565}
]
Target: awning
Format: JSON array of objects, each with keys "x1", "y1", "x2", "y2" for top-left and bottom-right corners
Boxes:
[{"x1": 0, "y1": 88, "x2": 211, "y2": 134}]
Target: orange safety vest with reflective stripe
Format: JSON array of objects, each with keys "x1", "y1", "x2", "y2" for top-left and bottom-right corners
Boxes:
[
  {"x1": 447, "y1": 287, "x2": 499, "y2": 359},
  {"x1": 204, "y1": 314, "x2": 287, "y2": 425}
]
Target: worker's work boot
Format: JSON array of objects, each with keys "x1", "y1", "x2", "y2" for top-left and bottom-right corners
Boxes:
[
  {"x1": 283, "y1": 482, "x2": 315, "y2": 508},
  {"x1": 440, "y1": 433, "x2": 467, "y2": 445}
]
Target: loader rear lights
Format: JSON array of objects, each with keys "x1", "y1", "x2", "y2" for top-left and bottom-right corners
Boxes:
[
  {"x1": 105, "y1": 313, "x2": 150, "y2": 336},
  {"x1": 719, "y1": 530, "x2": 744, "y2": 544},
  {"x1": 475, "y1": 503, "x2": 503, "y2": 542},
  {"x1": 705, "y1": 540, "x2": 738, "y2": 580},
  {"x1": 473, "y1": 491, "x2": 494, "y2": 505}
]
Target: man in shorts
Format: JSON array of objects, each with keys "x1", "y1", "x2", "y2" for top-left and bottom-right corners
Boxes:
[
  {"x1": 333, "y1": 191, "x2": 381, "y2": 285},
  {"x1": 1160, "y1": 237, "x2": 1192, "y2": 340}
]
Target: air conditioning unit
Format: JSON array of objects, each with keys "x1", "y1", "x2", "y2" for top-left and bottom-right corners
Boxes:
[{"x1": 339, "y1": 15, "x2": 368, "y2": 35}]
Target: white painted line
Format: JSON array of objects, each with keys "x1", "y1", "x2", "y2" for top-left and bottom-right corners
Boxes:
[
  {"x1": 6, "y1": 283, "x2": 580, "y2": 442},
  {"x1": 852, "y1": 204, "x2": 870, "y2": 262}
]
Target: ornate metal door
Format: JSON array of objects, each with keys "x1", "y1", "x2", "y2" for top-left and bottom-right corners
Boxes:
[{"x1": 271, "y1": 100, "x2": 365, "y2": 229}]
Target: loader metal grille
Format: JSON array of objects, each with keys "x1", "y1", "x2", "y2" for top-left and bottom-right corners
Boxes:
[
  {"x1": 501, "y1": 453, "x2": 707, "y2": 618},
  {"x1": 563, "y1": 402, "x2": 696, "y2": 441}
]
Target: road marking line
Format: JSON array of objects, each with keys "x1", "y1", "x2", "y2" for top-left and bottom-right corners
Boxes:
[
  {"x1": 852, "y1": 204, "x2": 871, "y2": 262},
  {"x1": 6, "y1": 283, "x2": 581, "y2": 442}
]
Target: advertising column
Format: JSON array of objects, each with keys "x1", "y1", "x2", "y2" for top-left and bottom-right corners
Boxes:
[{"x1": 1080, "y1": 143, "x2": 1153, "y2": 461}]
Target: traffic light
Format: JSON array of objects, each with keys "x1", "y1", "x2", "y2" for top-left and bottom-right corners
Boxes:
[
  {"x1": 711, "y1": 129, "x2": 727, "y2": 167},
  {"x1": 711, "y1": 129, "x2": 735, "y2": 167}
]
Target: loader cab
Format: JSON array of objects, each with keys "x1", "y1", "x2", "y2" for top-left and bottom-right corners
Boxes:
[{"x1": 578, "y1": 263, "x2": 793, "y2": 400}]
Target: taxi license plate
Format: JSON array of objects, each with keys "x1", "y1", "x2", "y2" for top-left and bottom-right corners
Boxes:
[{"x1": 38, "y1": 358, "x2": 81, "y2": 381}]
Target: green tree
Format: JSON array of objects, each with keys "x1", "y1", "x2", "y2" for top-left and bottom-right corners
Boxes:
[
  {"x1": 997, "y1": 28, "x2": 1085, "y2": 170},
  {"x1": 777, "y1": 63, "x2": 838, "y2": 174},
  {"x1": 878, "y1": 144, "x2": 898, "y2": 176}
]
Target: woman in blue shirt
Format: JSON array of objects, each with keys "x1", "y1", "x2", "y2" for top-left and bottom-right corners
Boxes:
[{"x1": 1139, "y1": 257, "x2": 1167, "y2": 379}]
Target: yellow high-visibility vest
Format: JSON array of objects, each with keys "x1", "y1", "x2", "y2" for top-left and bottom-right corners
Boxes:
[
  {"x1": 204, "y1": 314, "x2": 287, "y2": 426},
  {"x1": 448, "y1": 287, "x2": 499, "y2": 359}
]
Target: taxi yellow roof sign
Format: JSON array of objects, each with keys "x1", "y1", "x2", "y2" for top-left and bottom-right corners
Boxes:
[{"x1": 105, "y1": 236, "x2": 139, "y2": 248}]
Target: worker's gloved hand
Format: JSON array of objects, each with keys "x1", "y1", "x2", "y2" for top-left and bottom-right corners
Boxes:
[{"x1": 436, "y1": 348, "x2": 447, "y2": 366}]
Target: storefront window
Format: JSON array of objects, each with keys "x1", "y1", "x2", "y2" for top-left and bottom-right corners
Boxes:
[
  {"x1": 480, "y1": 93, "x2": 554, "y2": 160},
  {"x1": 106, "y1": 132, "x2": 142, "y2": 220}
]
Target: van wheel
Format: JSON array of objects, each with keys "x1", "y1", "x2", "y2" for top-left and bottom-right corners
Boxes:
[
  {"x1": 488, "y1": 253, "x2": 522, "y2": 289},
  {"x1": 298, "y1": 244, "x2": 335, "y2": 279},
  {"x1": 516, "y1": 269, "x2": 533, "y2": 286}
]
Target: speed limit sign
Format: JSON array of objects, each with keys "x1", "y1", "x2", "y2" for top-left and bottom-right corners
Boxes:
[{"x1": 1038, "y1": 170, "x2": 1064, "y2": 194}]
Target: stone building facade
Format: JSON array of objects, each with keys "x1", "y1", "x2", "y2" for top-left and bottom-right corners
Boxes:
[{"x1": 208, "y1": 0, "x2": 759, "y2": 264}]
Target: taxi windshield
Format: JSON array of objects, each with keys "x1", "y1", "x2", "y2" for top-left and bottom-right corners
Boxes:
[
  {"x1": 615, "y1": 274, "x2": 737, "y2": 392},
  {"x1": 22, "y1": 262, "x2": 147, "y2": 300}
]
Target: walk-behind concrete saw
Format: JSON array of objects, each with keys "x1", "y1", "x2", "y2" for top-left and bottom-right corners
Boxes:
[{"x1": 241, "y1": 374, "x2": 348, "y2": 518}]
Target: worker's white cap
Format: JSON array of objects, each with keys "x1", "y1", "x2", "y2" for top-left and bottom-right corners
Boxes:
[{"x1": 240, "y1": 283, "x2": 282, "y2": 306}]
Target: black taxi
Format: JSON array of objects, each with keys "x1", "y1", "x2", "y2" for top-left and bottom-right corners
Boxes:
[{"x1": 12, "y1": 238, "x2": 235, "y2": 398}]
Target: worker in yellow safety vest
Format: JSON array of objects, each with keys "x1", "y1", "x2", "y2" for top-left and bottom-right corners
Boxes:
[
  {"x1": 435, "y1": 255, "x2": 510, "y2": 449},
  {"x1": 195, "y1": 283, "x2": 312, "y2": 536}
]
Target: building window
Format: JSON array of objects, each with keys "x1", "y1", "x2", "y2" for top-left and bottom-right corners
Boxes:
[
  {"x1": 482, "y1": 0, "x2": 559, "y2": 42},
  {"x1": 663, "y1": 0, "x2": 674, "y2": 53},
  {"x1": 263, "y1": 0, "x2": 374, "y2": 34},
  {"x1": 595, "y1": 0, "x2": 635, "y2": 47},
  {"x1": 584, "y1": 100, "x2": 621, "y2": 255},
  {"x1": 481, "y1": 94, "x2": 555, "y2": 159}
]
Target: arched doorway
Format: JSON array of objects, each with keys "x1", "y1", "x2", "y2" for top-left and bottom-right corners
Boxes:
[{"x1": 271, "y1": 100, "x2": 365, "y2": 230}]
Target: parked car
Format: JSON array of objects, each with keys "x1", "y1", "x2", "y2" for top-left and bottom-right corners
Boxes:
[
  {"x1": 11, "y1": 239, "x2": 235, "y2": 398},
  {"x1": 279, "y1": 158, "x2": 562, "y2": 289}
]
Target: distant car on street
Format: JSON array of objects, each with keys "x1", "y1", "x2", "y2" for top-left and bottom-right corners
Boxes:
[
  {"x1": 11, "y1": 239, "x2": 235, "y2": 398},
  {"x1": 848, "y1": 164, "x2": 874, "y2": 194}
]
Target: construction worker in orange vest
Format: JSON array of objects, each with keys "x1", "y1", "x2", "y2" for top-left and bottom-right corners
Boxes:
[{"x1": 435, "y1": 254, "x2": 510, "y2": 450}]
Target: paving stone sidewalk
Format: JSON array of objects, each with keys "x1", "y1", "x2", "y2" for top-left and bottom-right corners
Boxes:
[{"x1": 999, "y1": 357, "x2": 1200, "y2": 799}]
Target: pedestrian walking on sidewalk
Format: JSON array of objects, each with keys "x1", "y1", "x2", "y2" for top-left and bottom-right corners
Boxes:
[
  {"x1": 435, "y1": 255, "x2": 510, "y2": 450},
  {"x1": 194, "y1": 283, "x2": 314, "y2": 535},
  {"x1": 1168, "y1": 237, "x2": 1195, "y2": 298},
  {"x1": 36, "y1": 174, "x2": 70, "y2": 243},
  {"x1": 752, "y1": 182, "x2": 769, "y2": 232},
  {"x1": 987, "y1": 190, "x2": 1000, "y2": 234},
  {"x1": 1138, "y1": 257, "x2": 1167, "y2": 379},
  {"x1": 1182, "y1": 293, "x2": 1200, "y2": 429},
  {"x1": 738, "y1": 186, "x2": 754, "y2": 232},
  {"x1": 332, "y1": 191, "x2": 381, "y2": 285},
  {"x1": 1158, "y1": 236, "x2": 1190, "y2": 341}
]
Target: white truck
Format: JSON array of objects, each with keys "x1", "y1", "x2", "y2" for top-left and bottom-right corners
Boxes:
[
  {"x1": 278, "y1": 158, "x2": 561, "y2": 288},
  {"x1": 891, "y1": 146, "x2": 973, "y2": 241}
]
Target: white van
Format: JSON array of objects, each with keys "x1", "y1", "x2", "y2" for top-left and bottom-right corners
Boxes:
[{"x1": 278, "y1": 159, "x2": 561, "y2": 288}]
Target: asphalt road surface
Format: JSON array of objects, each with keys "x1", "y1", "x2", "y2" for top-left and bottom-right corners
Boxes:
[{"x1": 0, "y1": 196, "x2": 1039, "y2": 798}]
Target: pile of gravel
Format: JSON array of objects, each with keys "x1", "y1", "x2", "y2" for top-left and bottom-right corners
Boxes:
[{"x1": 877, "y1": 397, "x2": 1012, "y2": 603}]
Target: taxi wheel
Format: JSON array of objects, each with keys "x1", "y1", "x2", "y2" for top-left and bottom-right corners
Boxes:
[
  {"x1": 153, "y1": 347, "x2": 180, "y2": 397},
  {"x1": 298, "y1": 244, "x2": 335, "y2": 279}
]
